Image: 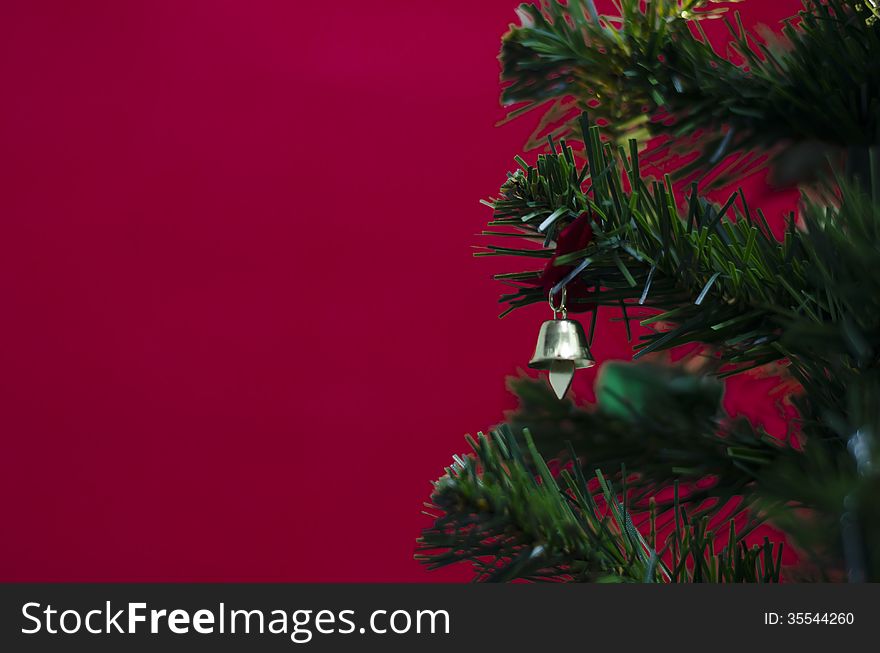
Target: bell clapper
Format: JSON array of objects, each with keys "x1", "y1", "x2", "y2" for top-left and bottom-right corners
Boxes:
[{"x1": 548, "y1": 360, "x2": 576, "y2": 400}]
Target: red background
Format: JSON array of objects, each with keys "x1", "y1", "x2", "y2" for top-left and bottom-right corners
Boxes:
[{"x1": 0, "y1": 0, "x2": 801, "y2": 581}]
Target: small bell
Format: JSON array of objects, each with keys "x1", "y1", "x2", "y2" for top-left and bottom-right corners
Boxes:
[{"x1": 529, "y1": 288, "x2": 595, "y2": 399}]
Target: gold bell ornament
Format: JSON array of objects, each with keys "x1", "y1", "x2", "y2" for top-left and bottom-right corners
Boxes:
[{"x1": 528, "y1": 287, "x2": 595, "y2": 400}]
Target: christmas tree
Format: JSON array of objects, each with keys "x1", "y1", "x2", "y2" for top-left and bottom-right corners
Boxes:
[{"x1": 417, "y1": 0, "x2": 880, "y2": 582}]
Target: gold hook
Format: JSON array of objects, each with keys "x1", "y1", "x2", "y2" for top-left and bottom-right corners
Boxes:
[{"x1": 548, "y1": 286, "x2": 567, "y2": 320}]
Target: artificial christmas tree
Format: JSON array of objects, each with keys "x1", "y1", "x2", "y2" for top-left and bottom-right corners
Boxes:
[{"x1": 417, "y1": 0, "x2": 880, "y2": 582}]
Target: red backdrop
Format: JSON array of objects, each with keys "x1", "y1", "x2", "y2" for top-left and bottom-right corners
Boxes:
[{"x1": 0, "y1": 0, "x2": 801, "y2": 581}]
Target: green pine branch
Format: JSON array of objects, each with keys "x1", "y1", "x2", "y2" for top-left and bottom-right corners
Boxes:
[
  {"x1": 500, "y1": 0, "x2": 880, "y2": 186},
  {"x1": 417, "y1": 426, "x2": 784, "y2": 582},
  {"x1": 508, "y1": 365, "x2": 790, "y2": 508},
  {"x1": 486, "y1": 115, "x2": 880, "y2": 380}
]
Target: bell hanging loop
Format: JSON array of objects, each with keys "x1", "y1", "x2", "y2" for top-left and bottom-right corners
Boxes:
[
  {"x1": 549, "y1": 286, "x2": 568, "y2": 320},
  {"x1": 529, "y1": 286, "x2": 595, "y2": 400}
]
